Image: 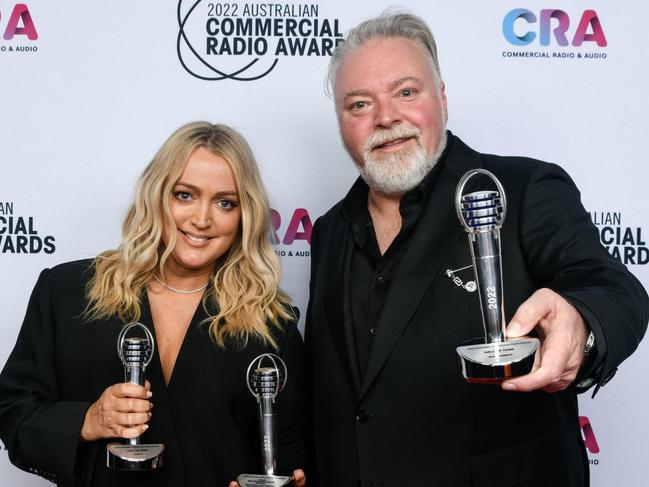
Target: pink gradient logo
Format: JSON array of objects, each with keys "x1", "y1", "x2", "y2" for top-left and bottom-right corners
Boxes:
[
  {"x1": 271, "y1": 208, "x2": 312, "y2": 245},
  {"x1": 1, "y1": 4, "x2": 38, "y2": 41},
  {"x1": 579, "y1": 416, "x2": 600, "y2": 454},
  {"x1": 503, "y1": 9, "x2": 606, "y2": 47}
]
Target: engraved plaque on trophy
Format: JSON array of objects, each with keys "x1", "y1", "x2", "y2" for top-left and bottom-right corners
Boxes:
[
  {"x1": 238, "y1": 353, "x2": 292, "y2": 487},
  {"x1": 106, "y1": 322, "x2": 164, "y2": 470},
  {"x1": 455, "y1": 169, "x2": 539, "y2": 383}
]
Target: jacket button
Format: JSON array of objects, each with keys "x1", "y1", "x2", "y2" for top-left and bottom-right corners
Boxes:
[{"x1": 356, "y1": 409, "x2": 370, "y2": 423}]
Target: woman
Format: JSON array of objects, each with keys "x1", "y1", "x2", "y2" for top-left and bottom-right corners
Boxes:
[{"x1": 0, "y1": 122, "x2": 310, "y2": 486}]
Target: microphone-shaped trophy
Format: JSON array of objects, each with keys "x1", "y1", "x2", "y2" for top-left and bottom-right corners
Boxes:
[
  {"x1": 106, "y1": 322, "x2": 164, "y2": 470},
  {"x1": 455, "y1": 169, "x2": 539, "y2": 383},
  {"x1": 238, "y1": 353, "x2": 292, "y2": 487}
]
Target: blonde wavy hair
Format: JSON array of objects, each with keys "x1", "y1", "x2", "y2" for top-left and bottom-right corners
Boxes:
[{"x1": 85, "y1": 122, "x2": 293, "y2": 349}]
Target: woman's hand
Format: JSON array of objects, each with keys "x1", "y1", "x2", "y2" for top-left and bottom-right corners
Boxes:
[
  {"x1": 292, "y1": 469, "x2": 306, "y2": 487},
  {"x1": 80, "y1": 380, "x2": 153, "y2": 441}
]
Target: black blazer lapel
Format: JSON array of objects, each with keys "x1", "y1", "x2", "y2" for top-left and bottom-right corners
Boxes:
[
  {"x1": 341, "y1": 233, "x2": 364, "y2": 396},
  {"x1": 359, "y1": 135, "x2": 483, "y2": 400},
  {"x1": 319, "y1": 217, "x2": 363, "y2": 397}
]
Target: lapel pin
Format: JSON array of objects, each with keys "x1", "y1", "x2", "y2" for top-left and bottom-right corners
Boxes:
[{"x1": 445, "y1": 265, "x2": 477, "y2": 293}]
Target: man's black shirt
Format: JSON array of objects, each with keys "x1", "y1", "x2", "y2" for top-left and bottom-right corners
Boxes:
[{"x1": 341, "y1": 139, "x2": 451, "y2": 377}]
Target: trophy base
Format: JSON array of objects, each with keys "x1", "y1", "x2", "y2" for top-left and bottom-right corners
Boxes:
[
  {"x1": 237, "y1": 474, "x2": 293, "y2": 487},
  {"x1": 456, "y1": 337, "x2": 539, "y2": 383},
  {"x1": 106, "y1": 443, "x2": 164, "y2": 471}
]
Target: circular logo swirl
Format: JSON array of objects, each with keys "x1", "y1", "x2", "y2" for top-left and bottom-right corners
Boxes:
[{"x1": 177, "y1": 0, "x2": 279, "y2": 81}]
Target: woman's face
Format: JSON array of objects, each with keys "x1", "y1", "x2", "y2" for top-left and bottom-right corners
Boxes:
[{"x1": 162, "y1": 147, "x2": 242, "y2": 277}]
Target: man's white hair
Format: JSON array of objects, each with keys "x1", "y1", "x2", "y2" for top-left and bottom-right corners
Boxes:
[{"x1": 327, "y1": 10, "x2": 442, "y2": 96}]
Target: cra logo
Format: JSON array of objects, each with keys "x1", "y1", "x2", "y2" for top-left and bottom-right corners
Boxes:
[
  {"x1": 503, "y1": 9, "x2": 606, "y2": 47},
  {"x1": 1, "y1": 3, "x2": 38, "y2": 40},
  {"x1": 271, "y1": 208, "x2": 312, "y2": 245}
]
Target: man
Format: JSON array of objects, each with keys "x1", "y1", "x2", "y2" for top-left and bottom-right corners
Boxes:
[{"x1": 305, "y1": 11, "x2": 648, "y2": 487}]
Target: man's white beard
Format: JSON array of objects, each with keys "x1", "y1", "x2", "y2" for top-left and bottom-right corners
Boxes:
[{"x1": 358, "y1": 124, "x2": 447, "y2": 195}]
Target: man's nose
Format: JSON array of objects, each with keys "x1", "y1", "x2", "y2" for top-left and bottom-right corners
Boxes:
[{"x1": 374, "y1": 98, "x2": 402, "y2": 128}]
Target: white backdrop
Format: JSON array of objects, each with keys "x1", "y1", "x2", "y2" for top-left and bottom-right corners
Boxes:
[{"x1": 1, "y1": 1, "x2": 647, "y2": 485}]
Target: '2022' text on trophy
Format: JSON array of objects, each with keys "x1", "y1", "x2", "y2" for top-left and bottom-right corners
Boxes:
[
  {"x1": 455, "y1": 169, "x2": 539, "y2": 383},
  {"x1": 238, "y1": 353, "x2": 292, "y2": 487},
  {"x1": 106, "y1": 322, "x2": 164, "y2": 470}
]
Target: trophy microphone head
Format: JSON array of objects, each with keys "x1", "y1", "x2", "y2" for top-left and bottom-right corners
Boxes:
[
  {"x1": 455, "y1": 169, "x2": 507, "y2": 234},
  {"x1": 460, "y1": 190, "x2": 504, "y2": 233},
  {"x1": 117, "y1": 322, "x2": 155, "y2": 371},
  {"x1": 122, "y1": 338, "x2": 151, "y2": 368},
  {"x1": 250, "y1": 367, "x2": 284, "y2": 397},
  {"x1": 246, "y1": 354, "x2": 287, "y2": 401}
]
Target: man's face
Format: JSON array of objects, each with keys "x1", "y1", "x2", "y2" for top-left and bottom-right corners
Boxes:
[{"x1": 334, "y1": 37, "x2": 448, "y2": 193}]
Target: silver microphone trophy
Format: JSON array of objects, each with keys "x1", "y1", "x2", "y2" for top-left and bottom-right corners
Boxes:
[
  {"x1": 238, "y1": 353, "x2": 292, "y2": 487},
  {"x1": 455, "y1": 169, "x2": 539, "y2": 383},
  {"x1": 106, "y1": 322, "x2": 164, "y2": 470}
]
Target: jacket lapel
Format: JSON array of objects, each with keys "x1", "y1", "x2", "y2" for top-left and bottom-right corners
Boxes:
[
  {"x1": 340, "y1": 231, "x2": 364, "y2": 396},
  {"x1": 320, "y1": 219, "x2": 363, "y2": 397},
  {"x1": 359, "y1": 135, "x2": 483, "y2": 401}
]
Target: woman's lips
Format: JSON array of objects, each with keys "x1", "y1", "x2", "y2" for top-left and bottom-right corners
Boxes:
[{"x1": 179, "y1": 230, "x2": 211, "y2": 246}]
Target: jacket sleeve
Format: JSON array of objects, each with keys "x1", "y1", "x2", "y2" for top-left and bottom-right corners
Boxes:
[
  {"x1": 0, "y1": 268, "x2": 95, "y2": 486},
  {"x1": 516, "y1": 162, "x2": 649, "y2": 395}
]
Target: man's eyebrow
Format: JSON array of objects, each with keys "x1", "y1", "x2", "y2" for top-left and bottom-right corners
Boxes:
[
  {"x1": 343, "y1": 77, "x2": 422, "y2": 99},
  {"x1": 388, "y1": 76, "x2": 422, "y2": 90},
  {"x1": 344, "y1": 89, "x2": 370, "y2": 99}
]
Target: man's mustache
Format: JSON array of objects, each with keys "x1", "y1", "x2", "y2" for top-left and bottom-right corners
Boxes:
[{"x1": 364, "y1": 125, "x2": 424, "y2": 152}]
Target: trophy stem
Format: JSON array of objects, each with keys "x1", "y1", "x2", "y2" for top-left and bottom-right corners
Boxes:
[
  {"x1": 469, "y1": 230, "x2": 506, "y2": 343},
  {"x1": 125, "y1": 364, "x2": 144, "y2": 446},
  {"x1": 259, "y1": 396, "x2": 278, "y2": 475},
  {"x1": 126, "y1": 364, "x2": 144, "y2": 385}
]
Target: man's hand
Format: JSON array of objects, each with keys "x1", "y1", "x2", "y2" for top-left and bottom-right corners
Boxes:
[
  {"x1": 229, "y1": 469, "x2": 306, "y2": 487},
  {"x1": 501, "y1": 288, "x2": 588, "y2": 393}
]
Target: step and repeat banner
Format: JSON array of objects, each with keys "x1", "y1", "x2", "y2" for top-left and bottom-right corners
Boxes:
[{"x1": 1, "y1": 1, "x2": 647, "y2": 485}]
